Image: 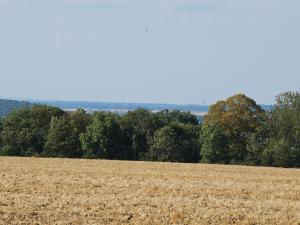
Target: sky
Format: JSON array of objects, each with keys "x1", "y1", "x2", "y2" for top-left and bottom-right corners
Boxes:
[{"x1": 0, "y1": 0, "x2": 300, "y2": 105}]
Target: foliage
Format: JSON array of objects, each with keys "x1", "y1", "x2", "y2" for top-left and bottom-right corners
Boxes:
[
  {"x1": 121, "y1": 109, "x2": 164, "y2": 160},
  {"x1": 0, "y1": 92, "x2": 299, "y2": 168},
  {"x1": 0, "y1": 118, "x2": 2, "y2": 148},
  {"x1": 268, "y1": 92, "x2": 300, "y2": 143},
  {"x1": 156, "y1": 109, "x2": 199, "y2": 125},
  {"x1": 80, "y1": 112, "x2": 124, "y2": 159},
  {"x1": 204, "y1": 94, "x2": 266, "y2": 162},
  {"x1": 44, "y1": 116, "x2": 78, "y2": 157},
  {"x1": 149, "y1": 122, "x2": 200, "y2": 163},
  {"x1": 200, "y1": 123, "x2": 228, "y2": 163},
  {"x1": 43, "y1": 109, "x2": 91, "y2": 158},
  {"x1": 69, "y1": 109, "x2": 92, "y2": 154},
  {"x1": 262, "y1": 138, "x2": 300, "y2": 168},
  {"x1": 245, "y1": 120, "x2": 270, "y2": 165},
  {"x1": 261, "y1": 92, "x2": 300, "y2": 167},
  {"x1": 0, "y1": 105, "x2": 64, "y2": 156}
]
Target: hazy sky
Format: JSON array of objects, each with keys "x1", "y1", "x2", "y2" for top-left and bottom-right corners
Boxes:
[{"x1": 0, "y1": 0, "x2": 300, "y2": 104}]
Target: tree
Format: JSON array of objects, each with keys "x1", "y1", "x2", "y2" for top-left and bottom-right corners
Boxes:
[
  {"x1": 44, "y1": 116, "x2": 79, "y2": 157},
  {"x1": 200, "y1": 123, "x2": 229, "y2": 164},
  {"x1": 245, "y1": 120, "x2": 270, "y2": 165},
  {"x1": 204, "y1": 94, "x2": 266, "y2": 162},
  {"x1": 261, "y1": 92, "x2": 300, "y2": 167},
  {"x1": 0, "y1": 105, "x2": 64, "y2": 156},
  {"x1": 0, "y1": 118, "x2": 2, "y2": 148},
  {"x1": 269, "y1": 92, "x2": 300, "y2": 142},
  {"x1": 156, "y1": 110, "x2": 199, "y2": 125},
  {"x1": 149, "y1": 122, "x2": 200, "y2": 163},
  {"x1": 121, "y1": 109, "x2": 164, "y2": 160},
  {"x1": 262, "y1": 138, "x2": 300, "y2": 168},
  {"x1": 69, "y1": 109, "x2": 92, "y2": 155},
  {"x1": 80, "y1": 112, "x2": 124, "y2": 159}
]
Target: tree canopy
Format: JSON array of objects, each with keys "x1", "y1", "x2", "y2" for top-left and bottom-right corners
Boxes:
[
  {"x1": 204, "y1": 94, "x2": 266, "y2": 162},
  {"x1": 0, "y1": 105, "x2": 64, "y2": 156},
  {"x1": 149, "y1": 122, "x2": 200, "y2": 163},
  {"x1": 80, "y1": 112, "x2": 124, "y2": 159},
  {"x1": 0, "y1": 92, "x2": 299, "y2": 168}
]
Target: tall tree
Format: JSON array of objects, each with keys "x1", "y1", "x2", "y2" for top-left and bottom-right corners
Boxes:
[
  {"x1": 262, "y1": 92, "x2": 300, "y2": 167},
  {"x1": 121, "y1": 109, "x2": 164, "y2": 160},
  {"x1": 44, "y1": 116, "x2": 78, "y2": 157},
  {"x1": 200, "y1": 123, "x2": 229, "y2": 163},
  {"x1": 69, "y1": 109, "x2": 92, "y2": 155},
  {"x1": 80, "y1": 112, "x2": 124, "y2": 159},
  {"x1": 204, "y1": 94, "x2": 266, "y2": 162},
  {"x1": 0, "y1": 118, "x2": 3, "y2": 149}
]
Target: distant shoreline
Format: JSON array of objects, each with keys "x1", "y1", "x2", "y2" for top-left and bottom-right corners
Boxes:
[{"x1": 62, "y1": 108, "x2": 208, "y2": 116}]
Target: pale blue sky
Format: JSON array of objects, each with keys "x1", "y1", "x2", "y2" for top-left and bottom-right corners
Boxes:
[{"x1": 0, "y1": 0, "x2": 299, "y2": 104}]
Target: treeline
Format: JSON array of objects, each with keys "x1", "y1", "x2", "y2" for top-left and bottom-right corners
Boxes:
[{"x1": 0, "y1": 92, "x2": 300, "y2": 168}]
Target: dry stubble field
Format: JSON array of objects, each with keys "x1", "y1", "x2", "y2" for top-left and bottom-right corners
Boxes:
[{"x1": 0, "y1": 157, "x2": 299, "y2": 225}]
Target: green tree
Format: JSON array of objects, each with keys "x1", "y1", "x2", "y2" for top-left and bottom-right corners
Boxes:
[
  {"x1": 69, "y1": 109, "x2": 92, "y2": 155},
  {"x1": 121, "y1": 109, "x2": 164, "y2": 160},
  {"x1": 261, "y1": 92, "x2": 300, "y2": 167},
  {"x1": 204, "y1": 94, "x2": 266, "y2": 162},
  {"x1": 262, "y1": 138, "x2": 300, "y2": 167},
  {"x1": 269, "y1": 92, "x2": 300, "y2": 142},
  {"x1": 0, "y1": 105, "x2": 64, "y2": 156},
  {"x1": 44, "y1": 116, "x2": 79, "y2": 157},
  {"x1": 156, "y1": 110, "x2": 199, "y2": 125},
  {"x1": 0, "y1": 118, "x2": 3, "y2": 150},
  {"x1": 149, "y1": 122, "x2": 200, "y2": 163},
  {"x1": 245, "y1": 120, "x2": 270, "y2": 165},
  {"x1": 80, "y1": 112, "x2": 124, "y2": 159},
  {"x1": 200, "y1": 123, "x2": 229, "y2": 163}
]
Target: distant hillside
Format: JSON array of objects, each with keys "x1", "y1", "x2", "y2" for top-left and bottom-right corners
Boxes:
[
  {"x1": 31, "y1": 100, "x2": 273, "y2": 113},
  {"x1": 0, "y1": 99, "x2": 32, "y2": 117},
  {"x1": 261, "y1": 104, "x2": 274, "y2": 111},
  {"x1": 1, "y1": 99, "x2": 273, "y2": 118},
  {"x1": 31, "y1": 100, "x2": 210, "y2": 113}
]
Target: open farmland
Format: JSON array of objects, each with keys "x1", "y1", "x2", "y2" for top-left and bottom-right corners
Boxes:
[{"x1": 0, "y1": 157, "x2": 299, "y2": 225}]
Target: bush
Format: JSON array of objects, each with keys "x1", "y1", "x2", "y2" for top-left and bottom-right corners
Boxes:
[
  {"x1": 149, "y1": 122, "x2": 200, "y2": 163},
  {"x1": 262, "y1": 138, "x2": 300, "y2": 167},
  {"x1": 200, "y1": 123, "x2": 229, "y2": 164}
]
